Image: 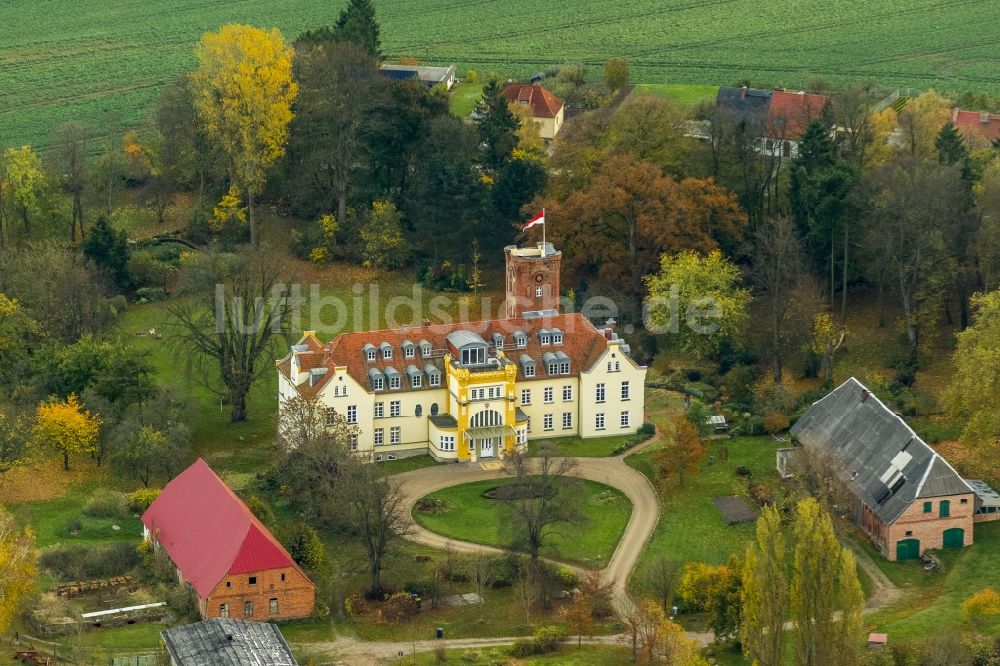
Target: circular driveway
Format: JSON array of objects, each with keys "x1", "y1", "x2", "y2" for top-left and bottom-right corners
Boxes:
[{"x1": 392, "y1": 455, "x2": 660, "y2": 601}]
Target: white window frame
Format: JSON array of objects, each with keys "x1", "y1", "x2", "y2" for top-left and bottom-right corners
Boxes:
[
  {"x1": 390, "y1": 426, "x2": 401, "y2": 444},
  {"x1": 372, "y1": 376, "x2": 384, "y2": 391},
  {"x1": 346, "y1": 405, "x2": 357, "y2": 424},
  {"x1": 595, "y1": 413, "x2": 606, "y2": 430},
  {"x1": 429, "y1": 372, "x2": 441, "y2": 387},
  {"x1": 562, "y1": 385, "x2": 573, "y2": 402},
  {"x1": 411, "y1": 374, "x2": 422, "y2": 388},
  {"x1": 543, "y1": 387, "x2": 553, "y2": 404},
  {"x1": 349, "y1": 434, "x2": 359, "y2": 451},
  {"x1": 540, "y1": 334, "x2": 551, "y2": 345},
  {"x1": 562, "y1": 412, "x2": 572, "y2": 429},
  {"x1": 374, "y1": 428, "x2": 384, "y2": 446},
  {"x1": 552, "y1": 333, "x2": 563, "y2": 344},
  {"x1": 439, "y1": 435, "x2": 455, "y2": 452},
  {"x1": 324, "y1": 407, "x2": 336, "y2": 426},
  {"x1": 517, "y1": 428, "x2": 527, "y2": 445},
  {"x1": 621, "y1": 381, "x2": 630, "y2": 400},
  {"x1": 543, "y1": 414, "x2": 554, "y2": 431},
  {"x1": 404, "y1": 346, "x2": 415, "y2": 358},
  {"x1": 383, "y1": 347, "x2": 392, "y2": 360},
  {"x1": 520, "y1": 389, "x2": 531, "y2": 405},
  {"x1": 535, "y1": 285, "x2": 543, "y2": 297},
  {"x1": 390, "y1": 401, "x2": 401, "y2": 417},
  {"x1": 389, "y1": 375, "x2": 401, "y2": 390},
  {"x1": 524, "y1": 364, "x2": 535, "y2": 378},
  {"x1": 620, "y1": 411, "x2": 630, "y2": 429},
  {"x1": 560, "y1": 361, "x2": 570, "y2": 374},
  {"x1": 596, "y1": 383, "x2": 605, "y2": 403},
  {"x1": 516, "y1": 335, "x2": 527, "y2": 348},
  {"x1": 367, "y1": 349, "x2": 376, "y2": 361},
  {"x1": 374, "y1": 402, "x2": 384, "y2": 418}
]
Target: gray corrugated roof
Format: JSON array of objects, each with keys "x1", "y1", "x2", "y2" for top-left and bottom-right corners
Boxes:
[
  {"x1": 161, "y1": 619, "x2": 297, "y2": 666},
  {"x1": 447, "y1": 330, "x2": 487, "y2": 348},
  {"x1": 790, "y1": 377, "x2": 972, "y2": 525}
]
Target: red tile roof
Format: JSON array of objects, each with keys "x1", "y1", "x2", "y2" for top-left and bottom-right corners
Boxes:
[
  {"x1": 279, "y1": 313, "x2": 616, "y2": 397},
  {"x1": 766, "y1": 90, "x2": 830, "y2": 138},
  {"x1": 141, "y1": 459, "x2": 311, "y2": 598},
  {"x1": 502, "y1": 83, "x2": 564, "y2": 119},
  {"x1": 952, "y1": 108, "x2": 1000, "y2": 148}
]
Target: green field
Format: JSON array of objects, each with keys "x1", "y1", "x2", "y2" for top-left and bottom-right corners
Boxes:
[
  {"x1": 3, "y1": 0, "x2": 998, "y2": 148},
  {"x1": 413, "y1": 478, "x2": 632, "y2": 567}
]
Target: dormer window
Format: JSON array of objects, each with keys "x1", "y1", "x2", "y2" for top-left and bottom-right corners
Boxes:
[
  {"x1": 380, "y1": 342, "x2": 393, "y2": 360},
  {"x1": 384, "y1": 366, "x2": 401, "y2": 390},
  {"x1": 425, "y1": 364, "x2": 441, "y2": 387},
  {"x1": 539, "y1": 329, "x2": 551, "y2": 346},
  {"x1": 390, "y1": 375, "x2": 400, "y2": 390},
  {"x1": 364, "y1": 343, "x2": 376, "y2": 362},
  {"x1": 447, "y1": 331, "x2": 489, "y2": 368},
  {"x1": 556, "y1": 351, "x2": 570, "y2": 374},
  {"x1": 368, "y1": 368, "x2": 385, "y2": 391},
  {"x1": 420, "y1": 340, "x2": 432, "y2": 358},
  {"x1": 551, "y1": 328, "x2": 563, "y2": 345},
  {"x1": 543, "y1": 352, "x2": 558, "y2": 375},
  {"x1": 403, "y1": 341, "x2": 415, "y2": 358},
  {"x1": 407, "y1": 365, "x2": 422, "y2": 388},
  {"x1": 492, "y1": 333, "x2": 504, "y2": 350},
  {"x1": 514, "y1": 331, "x2": 527, "y2": 348},
  {"x1": 519, "y1": 354, "x2": 535, "y2": 378},
  {"x1": 461, "y1": 347, "x2": 486, "y2": 366}
]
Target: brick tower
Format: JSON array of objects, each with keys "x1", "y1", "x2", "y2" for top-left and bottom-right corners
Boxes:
[{"x1": 504, "y1": 243, "x2": 562, "y2": 318}]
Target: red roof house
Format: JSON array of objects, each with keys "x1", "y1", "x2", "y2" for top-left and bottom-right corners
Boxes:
[
  {"x1": 142, "y1": 459, "x2": 315, "y2": 620},
  {"x1": 502, "y1": 83, "x2": 565, "y2": 139},
  {"x1": 951, "y1": 108, "x2": 1000, "y2": 149},
  {"x1": 766, "y1": 90, "x2": 831, "y2": 139}
]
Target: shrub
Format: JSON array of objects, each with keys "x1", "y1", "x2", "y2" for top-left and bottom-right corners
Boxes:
[
  {"x1": 84, "y1": 488, "x2": 128, "y2": 519},
  {"x1": 761, "y1": 410, "x2": 790, "y2": 435},
  {"x1": 465, "y1": 69, "x2": 478, "y2": 83},
  {"x1": 39, "y1": 542, "x2": 140, "y2": 580},
  {"x1": 166, "y1": 584, "x2": 199, "y2": 620},
  {"x1": 684, "y1": 368, "x2": 702, "y2": 382},
  {"x1": 135, "y1": 287, "x2": 166, "y2": 303},
  {"x1": 677, "y1": 562, "x2": 730, "y2": 612},
  {"x1": 509, "y1": 640, "x2": 538, "y2": 657},
  {"x1": 344, "y1": 592, "x2": 375, "y2": 618},
  {"x1": 555, "y1": 566, "x2": 580, "y2": 588},
  {"x1": 963, "y1": 588, "x2": 1000, "y2": 626},
  {"x1": 377, "y1": 591, "x2": 419, "y2": 623},
  {"x1": 735, "y1": 466, "x2": 752, "y2": 477},
  {"x1": 127, "y1": 487, "x2": 160, "y2": 512},
  {"x1": 532, "y1": 625, "x2": 566, "y2": 653},
  {"x1": 128, "y1": 252, "x2": 177, "y2": 290},
  {"x1": 748, "y1": 483, "x2": 774, "y2": 506},
  {"x1": 281, "y1": 522, "x2": 326, "y2": 571}
]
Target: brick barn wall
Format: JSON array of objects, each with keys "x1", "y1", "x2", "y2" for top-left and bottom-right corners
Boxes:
[
  {"x1": 885, "y1": 493, "x2": 975, "y2": 560},
  {"x1": 204, "y1": 567, "x2": 315, "y2": 621}
]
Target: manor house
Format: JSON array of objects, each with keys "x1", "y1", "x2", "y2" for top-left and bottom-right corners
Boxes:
[{"x1": 277, "y1": 243, "x2": 646, "y2": 462}]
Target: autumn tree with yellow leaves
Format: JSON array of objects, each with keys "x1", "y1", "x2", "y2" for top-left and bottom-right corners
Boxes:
[
  {"x1": 0, "y1": 506, "x2": 36, "y2": 634},
  {"x1": 32, "y1": 394, "x2": 101, "y2": 470},
  {"x1": 190, "y1": 24, "x2": 297, "y2": 246}
]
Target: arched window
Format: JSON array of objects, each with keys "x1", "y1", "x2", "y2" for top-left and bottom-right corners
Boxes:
[
  {"x1": 415, "y1": 405, "x2": 423, "y2": 417},
  {"x1": 470, "y1": 410, "x2": 503, "y2": 428},
  {"x1": 431, "y1": 403, "x2": 439, "y2": 416}
]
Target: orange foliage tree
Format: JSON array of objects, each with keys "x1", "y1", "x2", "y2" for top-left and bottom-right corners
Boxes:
[{"x1": 651, "y1": 413, "x2": 707, "y2": 489}]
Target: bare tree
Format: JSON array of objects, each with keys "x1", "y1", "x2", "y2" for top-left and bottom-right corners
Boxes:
[
  {"x1": 343, "y1": 461, "x2": 412, "y2": 596},
  {"x1": 500, "y1": 444, "x2": 585, "y2": 564},
  {"x1": 514, "y1": 560, "x2": 537, "y2": 625},
  {"x1": 751, "y1": 216, "x2": 805, "y2": 382},
  {"x1": 463, "y1": 552, "x2": 496, "y2": 602},
  {"x1": 643, "y1": 556, "x2": 682, "y2": 613},
  {"x1": 169, "y1": 247, "x2": 294, "y2": 422},
  {"x1": 51, "y1": 122, "x2": 90, "y2": 242}
]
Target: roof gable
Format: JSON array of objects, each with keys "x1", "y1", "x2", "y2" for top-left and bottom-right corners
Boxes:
[
  {"x1": 141, "y1": 459, "x2": 306, "y2": 598},
  {"x1": 790, "y1": 378, "x2": 972, "y2": 524},
  {"x1": 502, "y1": 83, "x2": 564, "y2": 118}
]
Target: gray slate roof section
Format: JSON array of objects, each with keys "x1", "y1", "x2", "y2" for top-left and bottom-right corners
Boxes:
[
  {"x1": 790, "y1": 377, "x2": 972, "y2": 525},
  {"x1": 447, "y1": 330, "x2": 487, "y2": 349},
  {"x1": 429, "y1": 414, "x2": 458, "y2": 428},
  {"x1": 716, "y1": 86, "x2": 772, "y2": 130},
  {"x1": 161, "y1": 618, "x2": 297, "y2": 666}
]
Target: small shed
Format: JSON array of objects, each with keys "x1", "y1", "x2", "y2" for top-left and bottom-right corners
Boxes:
[
  {"x1": 867, "y1": 632, "x2": 888, "y2": 649},
  {"x1": 706, "y1": 414, "x2": 728, "y2": 433},
  {"x1": 776, "y1": 447, "x2": 796, "y2": 479}
]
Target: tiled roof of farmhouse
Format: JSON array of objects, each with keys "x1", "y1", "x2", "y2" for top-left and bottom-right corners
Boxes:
[
  {"x1": 790, "y1": 377, "x2": 972, "y2": 525},
  {"x1": 502, "y1": 83, "x2": 564, "y2": 118},
  {"x1": 766, "y1": 90, "x2": 830, "y2": 138},
  {"x1": 951, "y1": 109, "x2": 1000, "y2": 147},
  {"x1": 278, "y1": 312, "x2": 614, "y2": 397},
  {"x1": 141, "y1": 459, "x2": 311, "y2": 599}
]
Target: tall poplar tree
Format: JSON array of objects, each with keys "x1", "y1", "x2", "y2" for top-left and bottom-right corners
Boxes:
[
  {"x1": 740, "y1": 504, "x2": 788, "y2": 666},
  {"x1": 789, "y1": 499, "x2": 864, "y2": 666}
]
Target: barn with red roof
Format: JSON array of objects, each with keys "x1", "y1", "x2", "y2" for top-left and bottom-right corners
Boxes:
[{"x1": 142, "y1": 459, "x2": 315, "y2": 621}]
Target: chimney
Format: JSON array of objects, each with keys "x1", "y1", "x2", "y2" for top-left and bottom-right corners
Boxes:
[
  {"x1": 740, "y1": 85, "x2": 748, "y2": 99},
  {"x1": 861, "y1": 389, "x2": 869, "y2": 402},
  {"x1": 952, "y1": 107, "x2": 959, "y2": 123}
]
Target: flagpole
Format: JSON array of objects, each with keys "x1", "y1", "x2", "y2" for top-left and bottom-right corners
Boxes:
[{"x1": 542, "y1": 208, "x2": 546, "y2": 256}]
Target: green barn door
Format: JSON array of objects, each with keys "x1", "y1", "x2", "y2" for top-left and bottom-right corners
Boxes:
[
  {"x1": 896, "y1": 538, "x2": 920, "y2": 560},
  {"x1": 943, "y1": 528, "x2": 965, "y2": 548}
]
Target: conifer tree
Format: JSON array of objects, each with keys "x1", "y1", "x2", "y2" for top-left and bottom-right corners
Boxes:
[
  {"x1": 935, "y1": 121, "x2": 974, "y2": 184},
  {"x1": 474, "y1": 78, "x2": 520, "y2": 173}
]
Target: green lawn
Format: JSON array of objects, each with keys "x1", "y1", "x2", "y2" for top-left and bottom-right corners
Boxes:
[
  {"x1": 627, "y1": 437, "x2": 780, "y2": 588},
  {"x1": 632, "y1": 83, "x2": 719, "y2": 107},
  {"x1": 377, "y1": 454, "x2": 442, "y2": 476},
  {"x1": 449, "y1": 81, "x2": 483, "y2": 118},
  {"x1": 527, "y1": 433, "x2": 639, "y2": 458},
  {"x1": 413, "y1": 479, "x2": 632, "y2": 568},
  {"x1": 9, "y1": 490, "x2": 143, "y2": 548}
]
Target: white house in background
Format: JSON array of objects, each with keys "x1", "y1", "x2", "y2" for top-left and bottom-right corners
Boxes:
[
  {"x1": 502, "y1": 83, "x2": 566, "y2": 140},
  {"x1": 276, "y1": 243, "x2": 646, "y2": 463}
]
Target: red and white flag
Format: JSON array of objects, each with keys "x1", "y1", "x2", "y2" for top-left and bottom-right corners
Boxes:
[{"x1": 524, "y1": 210, "x2": 545, "y2": 231}]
